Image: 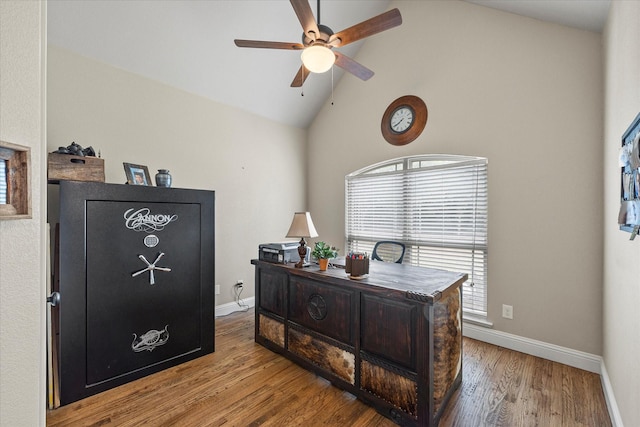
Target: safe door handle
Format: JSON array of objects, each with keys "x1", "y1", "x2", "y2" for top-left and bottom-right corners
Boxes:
[{"x1": 47, "y1": 291, "x2": 60, "y2": 307}]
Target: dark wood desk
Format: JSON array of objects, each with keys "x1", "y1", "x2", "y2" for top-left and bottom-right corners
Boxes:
[{"x1": 251, "y1": 259, "x2": 466, "y2": 426}]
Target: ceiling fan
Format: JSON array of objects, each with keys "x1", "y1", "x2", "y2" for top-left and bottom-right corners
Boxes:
[{"x1": 234, "y1": 0, "x2": 402, "y2": 87}]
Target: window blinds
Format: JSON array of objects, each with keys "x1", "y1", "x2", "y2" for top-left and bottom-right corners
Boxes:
[
  {"x1": 346, "y1": 155, "x2": 488, "y2": 317},
  {"x1": 0, "y1": 160, "x2": 6, "y2": 204}
]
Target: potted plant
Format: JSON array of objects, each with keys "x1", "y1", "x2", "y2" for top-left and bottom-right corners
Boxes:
[{"x1": 311, "y1": 241, "x2": 339, "y2": 271}]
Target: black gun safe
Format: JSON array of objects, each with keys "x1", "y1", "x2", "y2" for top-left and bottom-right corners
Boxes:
[{"x1": 50, "y1": 181, "x2": 215, "y2": 405}]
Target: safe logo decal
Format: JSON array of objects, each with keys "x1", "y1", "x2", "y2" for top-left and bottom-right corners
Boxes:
[
  {"x1": 124, "y1": 208, "x2": 178, "y2": 233},
  {"x1": 132, "y1": 325, "x2": 169, "y2": 352}
]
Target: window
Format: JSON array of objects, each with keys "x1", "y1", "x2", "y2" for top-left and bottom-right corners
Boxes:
[
  {"x1": 345, "y1": 155, "x2": 488, "y2": 318},
  {"x1": 0, "y1": 159, "x2": 6, "y2": 204},
  {"x1": 0, "y1": 141, "x2": 31, "y2": 218}
]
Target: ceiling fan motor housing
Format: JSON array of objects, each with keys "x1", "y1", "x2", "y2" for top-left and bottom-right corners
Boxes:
[{"x1": 302, "y1": 24, "x2": 335, "y2": 46}]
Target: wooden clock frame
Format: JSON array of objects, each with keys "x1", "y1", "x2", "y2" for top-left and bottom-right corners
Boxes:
[{"x1": 381, "y1": 95, "x2": 428, "y2": 146}]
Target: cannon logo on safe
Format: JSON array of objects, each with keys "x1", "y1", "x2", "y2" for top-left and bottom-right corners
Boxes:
[{"x1": 123, "y1": 208, "x2": 178, "y2": 233}]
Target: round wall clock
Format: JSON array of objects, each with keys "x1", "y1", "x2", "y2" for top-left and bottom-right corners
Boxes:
[{"x1": 381, "y1": 95, "x2": 428, "y2": 146}]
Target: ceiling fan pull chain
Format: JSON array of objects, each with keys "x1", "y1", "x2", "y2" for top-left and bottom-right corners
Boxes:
[
  {"x1": 301, "y1": 66, "x2": 305, "y2": 97},
  {"x1": 331, "y1": 65, "x2": 334, "y2": 105}
]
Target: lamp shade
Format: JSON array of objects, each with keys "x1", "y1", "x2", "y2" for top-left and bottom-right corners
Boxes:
[
  {"x1": 301, "y1": 45, "x2": 335, "y2": 73},
  {"x1": 286, "y1": 212, "x2": 319, "y2": 238}
]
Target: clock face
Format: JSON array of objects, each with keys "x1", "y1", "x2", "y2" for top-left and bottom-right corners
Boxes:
[{"x1": 390, "y1": 106, "x2": 414, "y2": 134}]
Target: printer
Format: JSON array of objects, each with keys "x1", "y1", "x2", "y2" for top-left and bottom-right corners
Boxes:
[{"x1": 259, "y1": 241, "x2": 307, "y2": 264}]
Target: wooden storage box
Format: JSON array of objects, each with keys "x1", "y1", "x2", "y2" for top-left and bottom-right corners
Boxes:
[{"x1": 48, "y1": 153, "x2": 105, "y2": 183}]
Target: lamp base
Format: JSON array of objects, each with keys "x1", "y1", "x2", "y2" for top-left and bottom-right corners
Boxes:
[{"x1": 294, "y1": 238, "x2": 310, "y2": 268}]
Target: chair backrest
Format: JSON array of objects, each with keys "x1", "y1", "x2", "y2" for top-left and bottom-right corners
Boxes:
[{"x1": 371, "y1": 241, "x2": 406, "y2": 264}]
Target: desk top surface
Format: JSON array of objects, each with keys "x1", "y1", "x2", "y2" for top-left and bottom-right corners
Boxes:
[{"x1": 252, "y1": 259, "x2": 467, "y2": 303}]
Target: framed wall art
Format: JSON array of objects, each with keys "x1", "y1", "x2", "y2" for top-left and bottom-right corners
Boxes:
[{"x1": 618, "y1": 111, "x2": 640, "y2": 239}]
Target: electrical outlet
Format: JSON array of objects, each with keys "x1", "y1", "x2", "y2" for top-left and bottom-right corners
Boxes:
[
  {"x1": 502, "y1": 304, "x2": 513, "y2": 319},
  {"x1": 235, "y1": 280, "x2": 243, "y2": 289},
  {"x1": 215, "y1": 285, "x2": 220, "y2": 295}
]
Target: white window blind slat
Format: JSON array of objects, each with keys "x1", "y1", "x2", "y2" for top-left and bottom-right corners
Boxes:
[
  {"x1": 0, "y1": 159, "x2": 7, "y2": 204},
  {"x1": 346, "y1": 155, "x2": 489, "y2": 317}
]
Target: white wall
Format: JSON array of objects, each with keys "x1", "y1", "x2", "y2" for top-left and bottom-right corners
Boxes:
[
  {"x1": 0, "y1": 1, "x2": 46, "y2": 426},
  {"x1": 47, "y1": 46, "x2": 307, "y2": 306},
  {"x1": 603, "y1": 1, "x2": 640, "y2": 424},
  {"x1": 308, "y1": 0, "x2": 604, "y2": 354}
]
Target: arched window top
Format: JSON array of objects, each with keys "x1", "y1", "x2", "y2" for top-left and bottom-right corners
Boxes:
[{"x1": 348, "y1": 154, "x2": 487, "y2": 178}]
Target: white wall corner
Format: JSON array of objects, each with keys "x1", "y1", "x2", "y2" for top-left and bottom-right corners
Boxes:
[
  {"x1": 215, "y1": 297, "x2": 255, "y2": 318},
  {"x1": 600, "y1": 362, "x2": 624, "y2": 427}
]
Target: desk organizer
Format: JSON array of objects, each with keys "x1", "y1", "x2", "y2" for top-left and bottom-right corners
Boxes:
[{"x1": 345, "y1": 254, "x2": 369, "y2": 278}]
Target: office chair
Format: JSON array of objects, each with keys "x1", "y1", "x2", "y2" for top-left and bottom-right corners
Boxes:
[{"x1": 371, "y1": 241, "x2": 406, "y2": 263}]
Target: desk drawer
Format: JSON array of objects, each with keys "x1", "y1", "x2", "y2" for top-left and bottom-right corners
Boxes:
[
  {"x1": 361, "y1": 294, "x2": 416, "y2": 370},
  {"x1": 288, "y1": 278, "x2": 354, "y2": 345},
  {"x1": 258, "y1": 269, "x2": 287, "y2": 317}
]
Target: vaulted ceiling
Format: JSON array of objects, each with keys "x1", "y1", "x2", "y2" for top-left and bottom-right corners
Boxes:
[{"x1": 48, "y1": 0, "x2": 610, "y2": 129}]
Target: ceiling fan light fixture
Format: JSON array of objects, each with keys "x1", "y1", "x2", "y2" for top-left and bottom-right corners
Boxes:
[{"x1": 301, "y1": 45, "x2": 335, "y2": 73}]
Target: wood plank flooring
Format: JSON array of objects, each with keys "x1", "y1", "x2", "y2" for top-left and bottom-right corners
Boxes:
[{"x1": 46, "y1": 309, "x2": 611, "y2": 426}]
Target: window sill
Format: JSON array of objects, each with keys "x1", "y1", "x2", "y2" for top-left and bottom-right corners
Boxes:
[{"x1": 463, "y1": 314, "x2": 493, "y2": 328}]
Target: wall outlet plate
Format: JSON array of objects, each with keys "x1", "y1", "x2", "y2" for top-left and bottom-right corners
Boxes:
[{"x1": 502, "y1": 304, "x2": 513, "y2": 319}]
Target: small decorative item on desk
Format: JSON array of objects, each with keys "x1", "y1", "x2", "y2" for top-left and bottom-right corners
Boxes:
[
  {"x1": 155, "y1": 169, "x2": 172, "y2": 187},
  {"x1": 345, "y1": 252, "x2": 369, "y2": 279},
  {"x1": 311, "y1": 241, "x2": 339, "y2": 271}
]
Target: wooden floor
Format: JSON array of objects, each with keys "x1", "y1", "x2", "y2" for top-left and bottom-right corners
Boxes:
[{"x1": 47, "y1": 309, "x2": 611, "y2": 427}]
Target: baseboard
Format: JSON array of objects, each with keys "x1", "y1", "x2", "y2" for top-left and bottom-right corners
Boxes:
[
  {"x1": 600, "y1": 362, "x2": 624, "y2": 427},
  {"x1": 463, "y1": 322, "x2": 602, "y2": 373},
  {"x1": 215, "y1": 297, "x2": 255, "y2": 318}
]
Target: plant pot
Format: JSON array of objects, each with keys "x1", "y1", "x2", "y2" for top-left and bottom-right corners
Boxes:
[{"x1": 318, "y1": 258, "x2": 329, "y2": 271}]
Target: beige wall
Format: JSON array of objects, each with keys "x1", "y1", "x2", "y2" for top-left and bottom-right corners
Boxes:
[
  {"x1": 308, "y1": 0, "x2": 604, "y2": 354},
  {"x1": 603, "y1": 1, "x2": 640, "y2": 424},
  {"x1": 0, "y1": 1, "x2": 46, "y2": 425},
  {"x1": 47, "y1": 46, "x2": 307, "y2": 305}
]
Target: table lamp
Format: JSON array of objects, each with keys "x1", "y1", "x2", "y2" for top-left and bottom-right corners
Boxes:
[{"x1": 285, "y1": 211, "x2": 318, "y2": 268}]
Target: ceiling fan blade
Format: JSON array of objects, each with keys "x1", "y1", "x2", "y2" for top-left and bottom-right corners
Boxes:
[
  {"x1": 290, "y1": 0, "x2": 320, "y2": 41},
  {"x1": 330, "y1": 8, "x2": 402, "y2": 48},
  {"x1": 334, "y1": 51, "x2": 374, "y2": 81},
  {"x1": 290, "y1": 64, "x2": 311, "y2": 87},
  {"x1": 234, "y1": 39, "x2": 305, "y2": 50}
]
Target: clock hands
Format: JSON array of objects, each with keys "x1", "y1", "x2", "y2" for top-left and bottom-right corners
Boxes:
[{"x1": 392, "y1": 117, "x2": 409, "y2": 127}]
